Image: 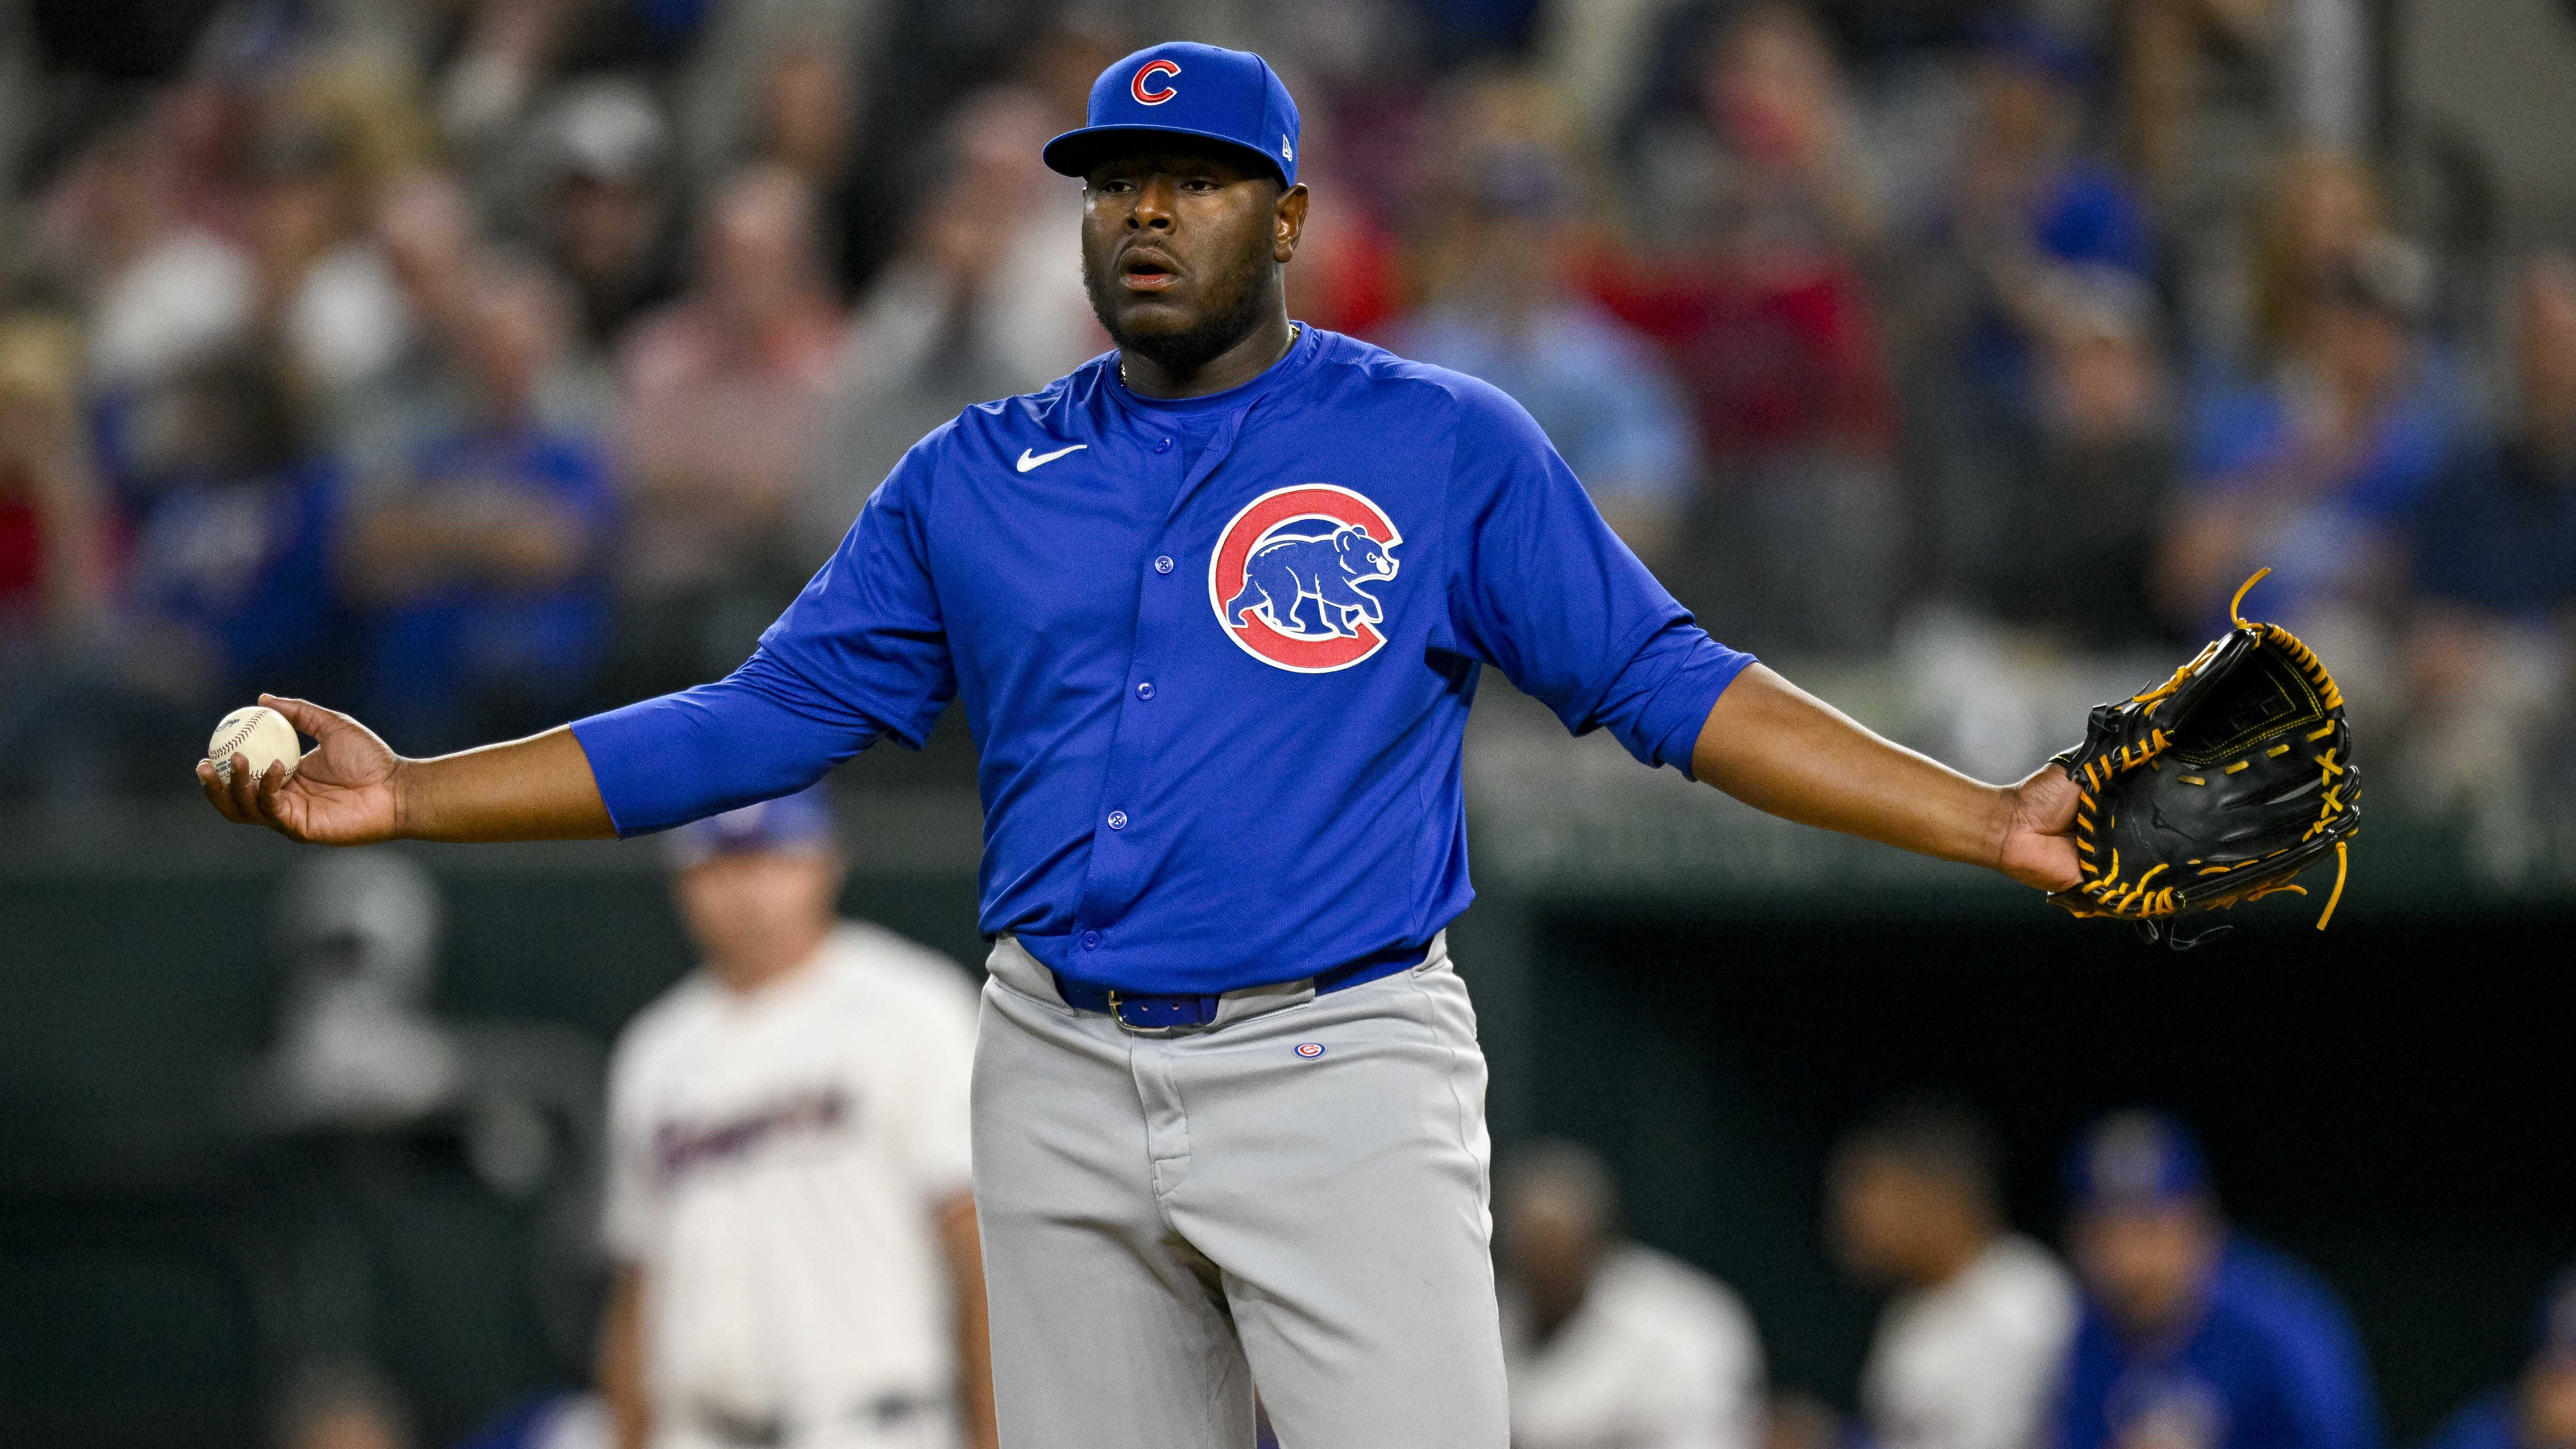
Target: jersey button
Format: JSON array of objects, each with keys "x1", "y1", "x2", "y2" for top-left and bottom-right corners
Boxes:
[
  {"x1": 1153, "y1": 555, "x2": 1174, "y2": 574},
  {"x1": 1081, "y1": 930, "x2": 1101, "y2": 950},
  {"x1": 1154, "y1": 437, "x2": 1173, "y2": 453},
  {"x1": 1107, "y1": 810, "x2": 1129, "y2": 830},
  {"x1": 1135, "y1": 681, "x2": 1155, "y2": 700}
]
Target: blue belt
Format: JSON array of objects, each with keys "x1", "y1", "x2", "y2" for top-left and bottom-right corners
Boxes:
[{"x1": 1051, "y1": 941, "x2": 1427, "y2": 1031}]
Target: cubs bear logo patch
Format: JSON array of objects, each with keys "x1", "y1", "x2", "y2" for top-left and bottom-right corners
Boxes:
[{"x1": 1208, "y1": 484, "x2": 1403, "y2": 673}]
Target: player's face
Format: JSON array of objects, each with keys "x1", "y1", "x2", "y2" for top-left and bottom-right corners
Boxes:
[
  {"x1": 674, "y1": 850, "x2": 844, "y2": 986},
  {"x1": 1079, "y1": 144, "x2": 1306, "y2": 373},
  {"x1": 2071, "y1": 1202, "x2": 2221, "y2": 1338},
  {"x1": 1498, "y1": 1182, "x2": 1606, "y2": 1310},
  {"x1": 1827, "y1": 1155, "x2": 1927, "y2": 1284},
  {"x1": 2526, "y1": 1356, "x2": 2576, "y2": 1449}
]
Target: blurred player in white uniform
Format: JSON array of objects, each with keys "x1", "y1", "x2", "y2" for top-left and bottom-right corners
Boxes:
[
  {"x1": 597, "y1": 784, "x2": 995, "y2": 1449},
  {"x1": 1496, "y1": 1140, "x2": 1766, "y2": 1449},
  {"x1": 1829, "y1": 1100, "x2": 2077, "y2": 1449}
]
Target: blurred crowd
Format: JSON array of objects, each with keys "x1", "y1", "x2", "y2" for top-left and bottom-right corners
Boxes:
[{"x1": 2, "y1": 0, "x2": 2572, "y2": 856}]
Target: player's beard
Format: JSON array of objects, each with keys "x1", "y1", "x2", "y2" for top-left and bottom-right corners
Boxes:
[{"x1": 1085, "y1": 245, "x2": 1275, "y2": 379}]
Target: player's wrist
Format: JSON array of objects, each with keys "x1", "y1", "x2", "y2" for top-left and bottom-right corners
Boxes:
[
  {"x1": 386, "y1": 757, "x2": 424, "y2": 841},
  {"x1": 1982, "y1": 780, "x2": 2025, "y2": 873}
]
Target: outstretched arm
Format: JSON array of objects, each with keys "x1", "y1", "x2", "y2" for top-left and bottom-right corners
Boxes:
[
  {"x1": 1691, "y1": 665, "x2": 2081, "y2": 891},
  {"x1": 196, "y1": 694, "x2": 616, "y2": 844}
]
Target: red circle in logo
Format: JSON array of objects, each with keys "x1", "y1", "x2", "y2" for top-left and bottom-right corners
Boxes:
[
  {"x1": 1131, "y1": 59, "x2": 1181, "y2": 106},
  {"x1": 1207, "y1": 485, "x2": 1404, "y2": 673}
]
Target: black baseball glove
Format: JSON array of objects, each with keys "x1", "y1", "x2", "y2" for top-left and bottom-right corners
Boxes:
[{"x1": 2049, "y1": 570, "x2": 2359, "y2": 946}]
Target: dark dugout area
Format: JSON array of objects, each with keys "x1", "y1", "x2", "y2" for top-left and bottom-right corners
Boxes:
[{"x1": 1521, "y1": 904, "x2": 2576, "y2": 1442}]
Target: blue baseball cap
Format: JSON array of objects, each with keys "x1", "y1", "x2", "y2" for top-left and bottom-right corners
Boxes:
[
  {"x1": 665, "y1": 783, "x2": 840, "y2": 869},
  {"x1": 1974, "y1": 15, "x2": 2098, "y2": 88},
  {"x1": 2066, "y1": 1110, "x2": 2211, "y2": 1212},
  {"x1": 1042, "y1": 42, "x2": 1300, "y2": 188}
]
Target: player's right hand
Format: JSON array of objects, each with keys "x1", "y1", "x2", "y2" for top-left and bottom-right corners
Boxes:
[{"x1": 196, "y1": 695, "x2": 404, "y2": 845}]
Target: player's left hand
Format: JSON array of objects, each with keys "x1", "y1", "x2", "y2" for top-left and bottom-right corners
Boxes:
[{"x1": 1996, "y1": 763, "x2": 2082, "y2": 892}]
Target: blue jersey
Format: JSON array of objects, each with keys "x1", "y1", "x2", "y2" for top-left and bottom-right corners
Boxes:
[
  {"x1": 2419, "y1": 1392, "x2": 2519, "y2": 1449},
  {"x1": 573, "y1": 326, "x2": 1752, "y2": 994},
  {"x1": 2411, "y1": 439, "x2": 2576, "y2": 624},
  {"x1": 2057, "y1": 1240, "x2": 2382, "y2": 1449}
]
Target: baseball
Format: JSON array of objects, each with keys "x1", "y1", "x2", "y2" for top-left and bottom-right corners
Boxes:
[{"x1": 208, "y1": 706, "x2": 302, "y2": 786}]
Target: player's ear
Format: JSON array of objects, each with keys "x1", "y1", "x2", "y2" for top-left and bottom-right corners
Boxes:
[{"x1": 1274, "y1": 182, "x2": 1308, "y2": 263}]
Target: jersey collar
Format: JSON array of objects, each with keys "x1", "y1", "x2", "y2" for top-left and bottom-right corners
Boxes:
[{"x1": 1105, "y1": 322, "x2": 1322, "y2": 422}]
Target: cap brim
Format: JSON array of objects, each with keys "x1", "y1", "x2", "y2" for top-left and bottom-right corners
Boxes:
[
  {"x1": 1042, "y1": 124, "x2": 1288, "y2": 185},
  {"x1": 665, "y1": 836, "x2": 839, "y2": 871}
]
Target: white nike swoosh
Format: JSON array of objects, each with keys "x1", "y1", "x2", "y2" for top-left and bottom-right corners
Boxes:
[{"x1": 1016, "y1": 444, "x2": 1089, "y2": 472}]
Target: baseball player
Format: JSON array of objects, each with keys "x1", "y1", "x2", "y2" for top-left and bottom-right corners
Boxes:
[
  {"x1": 2056, "y1": 1112, "x2": 2380, "y2": 1449},
  {"x1": 2421, "y1": 1269, "x2": 2576, "y2": 1449},
  {"x1": 597, "y1": 783, "x2": 993, "y2": 1449},
  {"x1": 199, "y1": 42, "x2": 2082, "y2": 1448},
  {"x1": 1497, "y1": 1140, "x2": 1766, "y2": 1449},
  {"x1": 1830, "y1": 1099, "x2": 2078, "y2": 1449}
]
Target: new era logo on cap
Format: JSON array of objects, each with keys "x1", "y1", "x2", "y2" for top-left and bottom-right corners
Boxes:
[{"x1": 1042, "y1": 42, "x2": 1302, "y2": 189}]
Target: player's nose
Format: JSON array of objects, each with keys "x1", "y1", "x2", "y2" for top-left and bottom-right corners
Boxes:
[{"x1": 1128, "y1": 175, "x2": 1178, "y2": 228}]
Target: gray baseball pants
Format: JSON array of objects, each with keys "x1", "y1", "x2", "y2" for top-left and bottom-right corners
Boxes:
[{"x1": 970, "y1": 933, "x2": 1509, "y2": 1448}]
